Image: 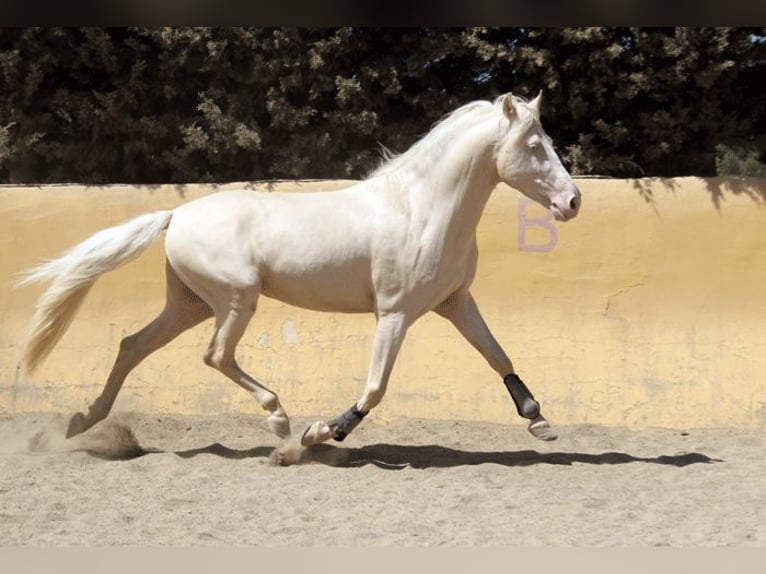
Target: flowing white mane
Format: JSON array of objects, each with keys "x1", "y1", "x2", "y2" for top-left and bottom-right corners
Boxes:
[
  {"x1": 370, "y1": 100, "x2": 496, "y2": 178},
  {"x1": 370, "y1": 95, "x2": 537, "y2": 179}
]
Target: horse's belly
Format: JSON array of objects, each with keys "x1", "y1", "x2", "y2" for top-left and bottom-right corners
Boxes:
[{"x1": 260, "y1": 266, "x2": 375, "y2": 313}]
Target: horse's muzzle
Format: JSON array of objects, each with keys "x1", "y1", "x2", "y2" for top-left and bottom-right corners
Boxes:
[{"x1": 550, "y1": 184, "x2": 581, "y2": 221}]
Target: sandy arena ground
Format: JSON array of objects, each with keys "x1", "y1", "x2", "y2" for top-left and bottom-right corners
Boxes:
[{"x1": 1, "y1": 412, "x2": 764, "y2": 547}]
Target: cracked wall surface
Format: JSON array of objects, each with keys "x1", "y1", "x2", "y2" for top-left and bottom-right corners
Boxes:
[{"x1": 2, "y1": 177, "x2": 765, "y2": 429}]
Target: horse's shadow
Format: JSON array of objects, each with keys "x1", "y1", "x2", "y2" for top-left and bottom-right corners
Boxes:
[{"x1": 168, "y1": 442, "x2": 720, "y2": 469}]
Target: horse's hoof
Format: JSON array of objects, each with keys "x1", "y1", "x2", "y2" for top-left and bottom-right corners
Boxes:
[
  {"x1": 266, "y1": 413, "x2": 291, "y2": 439},
  {"x1": 270, "y1": 436, "x2": 305, "y2": 466},
  {"x1": 528, "y1": 416, "x2": 558, "y2": 441},
  {"x1": 66, "y1": 413, "x2": 86, "y2": 439},
  {"x1": 300, "y1": 421, "x2": 333, "y2": 446}
]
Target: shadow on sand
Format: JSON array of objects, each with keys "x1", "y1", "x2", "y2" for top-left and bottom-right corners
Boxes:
[{"x1": 161, "y1": 441, "x2": 721, "y2": 470}]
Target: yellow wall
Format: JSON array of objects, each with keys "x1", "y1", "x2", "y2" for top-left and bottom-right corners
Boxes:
[{"x1": 2, "y1": 178, "x2": 765, "y2": 429}]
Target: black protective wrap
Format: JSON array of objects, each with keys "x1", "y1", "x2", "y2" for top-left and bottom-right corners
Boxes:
[
  {"x1": 503, "y1": 373, "x2": 541, "y2": 419},
  {"x1": 329, "y1": 404, "x2": 367, "y2": 442}
]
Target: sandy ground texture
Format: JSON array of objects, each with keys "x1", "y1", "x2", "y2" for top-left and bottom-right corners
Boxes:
[{"x1": 1, "y1": 412, "x2": 764, "y2": 547}]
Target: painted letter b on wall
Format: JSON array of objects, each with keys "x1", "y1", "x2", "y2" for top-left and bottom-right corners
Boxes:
[{"x1": 517, "y1": 197, "x2": 557, "y2": 252}]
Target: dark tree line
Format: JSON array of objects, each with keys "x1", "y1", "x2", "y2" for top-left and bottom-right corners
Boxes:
[{"x1": 0, "y1": 27, "x2": 763, "y2": 184}]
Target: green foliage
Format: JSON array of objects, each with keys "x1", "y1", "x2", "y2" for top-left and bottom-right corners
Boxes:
[
  {"x1": 477, "y1": 27, "x2": 765, "y2": 177},
  {"x1": 0, "y1": 27, "x2": 763, "y2": 183},
  {"x1": 716, "y1": 144, "x2": 766, "y2": 177}
]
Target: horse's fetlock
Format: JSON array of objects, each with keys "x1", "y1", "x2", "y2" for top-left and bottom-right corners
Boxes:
[
  {"x1": 329, "y1": 404, "x2": 367, "y2": 442},
  {"x1": 85, "y1": 401, "x2": 107, "y2": 421},
  {"x1": 503, "y1": 373, "x2": 541, "y2": 420},
  {"x1": 261, "y1": 395, "x2": 280, "y2": 414},
  {"x1": 266, "y1": 409, "x2": 291, "y2": 438},
  {"x1": 66, "y1": 412, "x2": 87, "y2": 438}
]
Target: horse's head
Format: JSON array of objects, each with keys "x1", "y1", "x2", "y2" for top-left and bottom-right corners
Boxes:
[{"x1": 494, "y1": 92, "x2": 581, "y2": 222}]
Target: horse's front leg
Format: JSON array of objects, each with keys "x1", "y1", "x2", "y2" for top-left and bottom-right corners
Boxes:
[
  {"x1": 435, "y1": 290, "x2": 557, "y2": 441},
  {"x1": 300, "y1": 312, "x2": 409, "y2": 446}
]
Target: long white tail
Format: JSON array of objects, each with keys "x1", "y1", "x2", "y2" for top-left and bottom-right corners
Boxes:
[{"x1": 16, "y1": 210, "x2": 174, "y2": 374}]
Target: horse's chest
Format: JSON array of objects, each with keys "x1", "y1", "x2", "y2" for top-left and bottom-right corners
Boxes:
[{"x1": 373, "y1": 238, "x2": 477, "y2": 313}]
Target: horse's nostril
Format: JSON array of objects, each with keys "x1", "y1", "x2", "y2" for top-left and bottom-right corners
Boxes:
[{"x1": 570, "y1": 196, "x2": 579, "y2": 211}]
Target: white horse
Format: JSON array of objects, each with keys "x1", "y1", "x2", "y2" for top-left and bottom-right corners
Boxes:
[{"x1": 17, "y1": 92, "x2": 580, "y2": 453}]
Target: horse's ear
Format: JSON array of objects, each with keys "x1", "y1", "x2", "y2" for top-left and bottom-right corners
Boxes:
[
  {"x1": 502, "y1": 94, "x2": 516, "y2": 120},
  {"x1": 529, "y1": 90, "x2": 543, "y2": 116}
]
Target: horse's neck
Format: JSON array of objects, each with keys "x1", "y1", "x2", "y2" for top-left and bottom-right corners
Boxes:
[{"x1": 399, "y1": 129, "x2": 500, "y2": 242}]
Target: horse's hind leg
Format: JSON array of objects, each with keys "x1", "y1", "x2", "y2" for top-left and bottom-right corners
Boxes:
[
  {"x1": 203, "y1": 289, "x2": 291, "y2": 439},
  {"x1": 66, "y1": 261, "x2": 213, "y2": 438}
]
